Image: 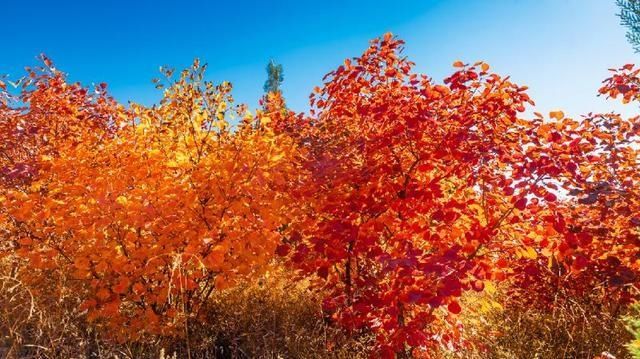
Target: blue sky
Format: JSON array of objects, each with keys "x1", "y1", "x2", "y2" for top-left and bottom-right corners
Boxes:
[{"x1": 2, "y1": 0, "x2": 637, "y2": 117}]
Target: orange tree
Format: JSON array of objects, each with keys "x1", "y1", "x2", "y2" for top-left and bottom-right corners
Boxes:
[
  {"x1": 274, "y1": 34, "x2": 563, "y2": 356},
  {"x1": 0, "y1": 59, "x2": 297, "y2": 339}
]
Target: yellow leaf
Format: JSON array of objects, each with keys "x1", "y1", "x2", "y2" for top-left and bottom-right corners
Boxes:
[
  {"x1": 484, "y1": 281, "x2": 497, "y2": 295},
  {"x1": 261, "y1": 116, "x2": 272, "y2": 125},
  {"x1": 521, "y1": 246, "x2": 538, "y2": 259},
  {"x1": 271, "y1": 153, "x2": 285, "y2": 162},
  {"x1": 148, "y1": 148, "x2": 161, "y2": 157},
  {"x1": 135, "y1": 122, "x2": 149, "y2": 134},
  {"x1": 491, "y1": 300, "x2": 504, "y2": 311},
  {"x1": 453, "y1": 60, "x2": 465, "y2": 68},
  {"x1": 541, "y1": 247, "x2": 553, "y2": 257},
  {"x1": 116, "y1": 195, "x2": 128, "y2": 206},
  {"x1": 175, "y1": 152, "x2": 190, "y2": 165}
]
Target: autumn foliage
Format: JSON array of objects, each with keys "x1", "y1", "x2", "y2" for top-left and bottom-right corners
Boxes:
[
  {"x1": 1, "y1": 34, "x2": 639, "y2": 357},
  {"x1": 1, "y1": 60, "x2": 297, "y2": 340}
]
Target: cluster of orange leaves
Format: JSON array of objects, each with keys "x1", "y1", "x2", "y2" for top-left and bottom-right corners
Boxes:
[
  {"x1": 1, "y1": 34, "x2": 639, "y2": 356},
  {"x1": 0, "y1": 59, "x2": 297, "y2": 339}
]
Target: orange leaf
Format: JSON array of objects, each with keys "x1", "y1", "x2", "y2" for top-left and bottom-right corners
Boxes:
[{"x1": 549, "y1": 110, "x2": 564, "y2": 120}]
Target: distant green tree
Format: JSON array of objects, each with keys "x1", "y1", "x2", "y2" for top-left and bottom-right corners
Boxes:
[
  {"x1": 263, "y1": 60, "x2": 284, "y2": 94},
  {"x1": 618, "y1": 0, "x2": 640, "y2": 52}
]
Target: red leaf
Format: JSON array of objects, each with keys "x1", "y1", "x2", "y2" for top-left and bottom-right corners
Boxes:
[
  {"x1": 447, "y1": 301, "x2": 462, "y2": 314},
  {"x1": 471, "y1": 280, "x2": 484, "y2": 292},
  {"x1": 317, "y1": 266, "x2": 329, "y2": 279},
  {"x1": 503, "y1": 186, "x2": 514, "y2": 196},
  {"x1": 275, "y1": 244, "x2": 290, "y2": 257},
  {"x1": 514, "y1": 197, "x2": 527, "y2": 210}
]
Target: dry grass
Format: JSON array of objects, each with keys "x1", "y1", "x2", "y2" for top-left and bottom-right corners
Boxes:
[
  {"x1": 0, "y1": 263, "x2": 371, "y2": 358},
  {"x1": 0, "y1": 259, "x2": 634, "y2": 358},
  {"x1": 437, "y1": 285, "x2": 632, "y2": 359},
  {"x1": 169, "y1": 269, "x2": 373, "y2": 358}
]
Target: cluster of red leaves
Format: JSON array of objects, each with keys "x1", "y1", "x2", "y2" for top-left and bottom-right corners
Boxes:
[
  {"x1": 276, "y1": 34, "x2": 540, "y2": 354},
  {"x1": 273, "y1": 35, "x2": 640, "y2": 356},
  {"x1": 507, "y1": 65, "x2": 640, "y2": 312},
  {"x1": 1, "y1": 34, "x2": 639, "y2": 357}
]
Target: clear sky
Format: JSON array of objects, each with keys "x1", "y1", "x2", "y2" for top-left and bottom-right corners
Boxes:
[{"x1": 2, "y1": 0, "x2": 638, "y2": 118}]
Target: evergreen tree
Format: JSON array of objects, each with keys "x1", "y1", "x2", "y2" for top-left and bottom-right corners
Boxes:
[
  {"x1": 263, "y1": 59, "x2": 284, "y2": 94},
  {"x1": 618, "y1": 0, "x2": 640, "y2": 52}
]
